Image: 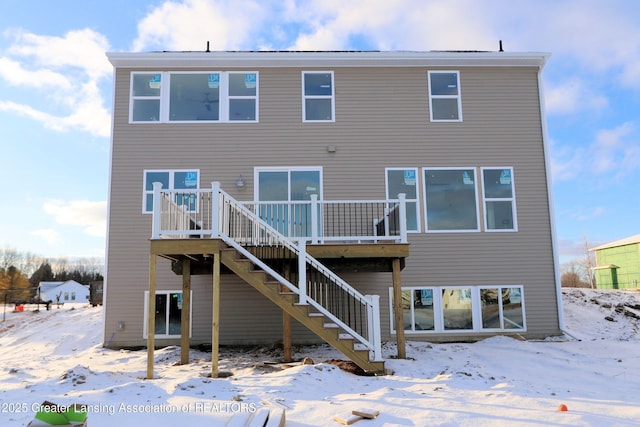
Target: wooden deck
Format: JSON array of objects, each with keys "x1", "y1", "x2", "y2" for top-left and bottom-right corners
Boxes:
[{"x1": 150, "y1": 238, "x2": 409, "y2": 275}]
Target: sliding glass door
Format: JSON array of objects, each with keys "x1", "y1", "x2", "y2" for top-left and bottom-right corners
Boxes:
[{"x1": 256, "y1": 167, "x2": 322, "y2": 239}]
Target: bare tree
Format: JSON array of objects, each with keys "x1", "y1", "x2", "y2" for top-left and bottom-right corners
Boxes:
[
  {"x1": 561, "y1": 260, "x2": 589, "y2": 288},
  {"x1": 581, "y1": 234, "x2": 596, "y2": 288}
]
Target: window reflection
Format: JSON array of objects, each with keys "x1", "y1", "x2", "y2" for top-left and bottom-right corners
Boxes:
[{"x1": 442, "y1": 288, "x2": 473, "y2": 330}]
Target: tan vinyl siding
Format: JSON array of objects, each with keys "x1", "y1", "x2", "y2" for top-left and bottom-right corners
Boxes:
[{"x1": 105, "y1": 59, "x2": 559, "y2": 348}]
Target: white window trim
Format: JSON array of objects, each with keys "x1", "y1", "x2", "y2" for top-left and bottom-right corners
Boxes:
[
  {"x1": 129, "y1": 71, "x2": 162, "y2": 122},
  {"x1": 142, "y1": 169, "x2": 200, "y2": 214},
  {"x1": 422, "y1": 167, "x2": 481, "y2": 233},
  {"x1": 477, "y1": 286, "x2": 527, "y2": 331},
  {"x1": 143, "y1": 290, "x2": 193, "y2": 339},
  {"x1": 385, "y1": 167, "x2": 421, "y2": 233},
  {"x1": 481, "y1": 167, "x2": 518, "y2": 232},
  {"x1": 302, "y1": 71, "x2": 335, "y2": 123},
  {"x1": 428, "y1": 70, "x2": 463, "y2": 122},
  {"x1": 389, "y1": 285, "x2": 526, "y2": 334},
  {"x1": 130, "y1": 71, "x2": 259, "y2": 123}
]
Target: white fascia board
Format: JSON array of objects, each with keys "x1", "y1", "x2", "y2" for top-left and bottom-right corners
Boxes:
[{"x1": 106, "y1": 51, "x2": 550, "y2": 69}]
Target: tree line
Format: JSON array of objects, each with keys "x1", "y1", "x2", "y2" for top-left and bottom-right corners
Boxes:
[{"x1": 0, "y1": 248, "x2": 103, "y2": 303}]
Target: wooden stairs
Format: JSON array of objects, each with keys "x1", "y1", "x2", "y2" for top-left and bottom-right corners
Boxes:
[{"x1": 219, "y1": 246, "x2": 385, "y2": 375}]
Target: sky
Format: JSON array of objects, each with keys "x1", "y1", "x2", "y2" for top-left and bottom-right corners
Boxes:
[{"x1": 0, "y1": 0, "x2": 639, "y2": 262}]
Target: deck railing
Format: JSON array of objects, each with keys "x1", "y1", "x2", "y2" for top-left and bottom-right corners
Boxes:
[
  {"x1": 151, "y1": 182, "x2": 407, "y2": 244},
  {"x1": 150, "y1": 181, "x2": 407, "y2": 362}
]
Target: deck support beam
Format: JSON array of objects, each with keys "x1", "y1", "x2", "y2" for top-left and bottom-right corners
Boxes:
[
  {"x1": 211, "y1": 251, "x2": 221, "y2": 378},
  {"x1": 180, "y1": 259, "x2": 191, "y2": 365},
  {"x1": 392, "y1": 257, "x2": 406, "y2": 359},
  {"x1": 146, "y1": 254, "x2": 157, "y2": 379}
]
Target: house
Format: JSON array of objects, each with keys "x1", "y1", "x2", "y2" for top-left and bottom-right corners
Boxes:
[
  {"x1": 589, "y1": 234, "x2": 640, "y2": 289},
  {"x1": 39, "y1": 280, "x2": 89, "y2": 303},
  {"x1": 104, "y1": 49, "x2": 562, "y2": 376}
]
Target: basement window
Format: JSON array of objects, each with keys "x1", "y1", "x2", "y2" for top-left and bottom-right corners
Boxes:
[{"x1": 390, "y1": 285, "x2": 525, "y2": 334}]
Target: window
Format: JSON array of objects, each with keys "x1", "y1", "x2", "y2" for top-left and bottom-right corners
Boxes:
[
  {"x1": 302, "y1": 71, "x2": 334, "y2": 122},
  {"x1": 442, "y1": 287, "x2": 473, "y2": 330},
  {"x1": 143, "y1": 169, "x2": 199, "y2": 213},
  {"x1": 71, "y1": 292, "x2": 76, "y2": 301},
  {"x1": 428, "y1": 71, "x2": 462, "y2": 121},
  {"x1": 130, "y1": 72, "x2": 258, "y2": 123},
  {"x1": 390, "y1": 285, "x2": 525, "y2": 334},
  {"x1": 391, "y1": 288, "x2": 435, "y2": 332},
  {"x1": 480, "y1": 287, "x2": 525, "y2": 330},
  {"x1": 143, "y1": 291, "x2": 192, "y2": 339},
  {"x1": 385, "y1": 168, "x2": 420, "y2": 232},
  {"x1": 423, "y1": 168, "x2": 479, "y2": 232},
  {"x1": 131, "y1": 73, "x2": 161, "y2": 122},
  {"x1": 228, "y1": 72, "x2": 258, "y2": 121},
  {"x1": 64, "y1": 292, "x2": 69, "y2": 301},
  {"x1": 169, "y1": 73, "x2": 220, "y2": 121},
  {"x1": 482, "y1": 168, "x2": 517, "y2": 231}
]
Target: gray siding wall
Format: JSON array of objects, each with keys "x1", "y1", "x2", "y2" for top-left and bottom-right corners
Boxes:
[{"x1": 105, "y1": 64, "x2": 559, "y2": 348}]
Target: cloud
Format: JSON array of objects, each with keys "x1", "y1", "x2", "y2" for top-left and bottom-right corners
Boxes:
[
  {"x1": 31, "y1": 229, "x2": 61, "y2": 245},
  {"x1": 132, "y1": 0, "x2": 267, "y2": 51},
  {"x1": 0, "y1": 28, "x2": 112, "y2": 137},
  {"x1": 568, "y1": 207, "x2": 607, "y2": 222},
  {"x1": 545, "y1": 79, "x2": 608, "y2": 115},
  {"x1": 42, "y1": 200, "x2": 107, "y2": 238},
  {"x1": 551, "y1": 122, "x2": 639, "y2": 181}
]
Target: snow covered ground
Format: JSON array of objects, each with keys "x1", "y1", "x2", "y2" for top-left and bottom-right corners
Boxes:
[{"x1": 1, "y1": 288, "x2": 639, "y2": 426}]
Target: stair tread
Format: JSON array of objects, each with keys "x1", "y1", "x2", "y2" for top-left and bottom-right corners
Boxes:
[{"x1": 221, "y1": 244, "x2": 385, "y2": 374}]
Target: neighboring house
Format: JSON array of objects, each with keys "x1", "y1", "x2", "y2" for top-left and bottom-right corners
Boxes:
[
  {"x1": 589, "y1": 234, "x2": 640, "y2": 289},
  {"x1": 39, "y1": 280, "x2": 90, "y2": 303},
  {"x1": 105, "y1": 50, "x2": 561, "y2": 375}
]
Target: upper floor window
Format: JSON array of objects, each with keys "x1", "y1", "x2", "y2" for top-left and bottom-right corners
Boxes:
[
  {"x1": 131, "y1": 73, "x2": 161, "y2": 121},
  {"x1": 385, "y1": 168, "x2": 420, "y2": 232},
  {"x1": 481, "y1": 167, "x2": 517, "y2": 231},
  {"x1": 143, "y1": 169, "x2": 199, "y2": 214},
  {"x1": 130, "y1": 72, "x2": 258, "y2": 123},
  {"x1": 423, "y1": 168, "x2": 479, "y2": 232},
  {"x1": 428, "y1": 71, "x2": 462, "y2": 122},
  {"x1": 302, "y1": 71, "x2": 334, "y2": 122}
]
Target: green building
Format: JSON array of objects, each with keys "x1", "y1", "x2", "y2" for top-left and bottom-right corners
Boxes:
[{"x1": 590, "y1": 234, "x2": 640, "y2": 289}]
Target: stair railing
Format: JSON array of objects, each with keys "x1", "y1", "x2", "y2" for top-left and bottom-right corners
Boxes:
[{"x1": 210, "y1": 182, "x2": 383, "y2": 362}]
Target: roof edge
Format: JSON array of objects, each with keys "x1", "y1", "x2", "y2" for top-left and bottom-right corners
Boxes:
[{"x1": 106, "y1": 50, "x2": 550, "y2": 69}]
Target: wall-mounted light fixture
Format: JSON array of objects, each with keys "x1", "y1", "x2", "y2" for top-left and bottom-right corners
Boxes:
[{"x1": 235, "y1": 175, "x2": 245, "y2": 187}]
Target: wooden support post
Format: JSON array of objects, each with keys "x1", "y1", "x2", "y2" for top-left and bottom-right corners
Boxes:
[
  {"x1": 211, "y1": 252, "x2": 221, "y2": 378},
  {"x1": 146, "y1": 254, "x2": 157, "y2": 379},
  {"x1": 283, "y1": 263, "x2": 292, "y2": 362},
  {"x1": 180, "y1": 259, "x2": 191, "y2": 365},
  {"x1": 392, "y1": 258, "x2": 406, "y2": 359},
  {"x1": 283, "y1": 311, "x2": 292, "y2": 362}
]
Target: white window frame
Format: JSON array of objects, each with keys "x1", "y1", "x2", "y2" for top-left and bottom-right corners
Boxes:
[
  {"x1": 481, "y1": 167, "x2": 518, "y2": 232},
  {"x1": 129, "y1": 72, "x2": 162, "y2": 122},
  {"x1": 389, "y1": 285, "x2": 526, "y2": 334},
  {"x1": 422, "y1": 167, "x2": 481, "y2": 233},
  {"x1": 302, "y1": 71, "x2": 335, "y2": 123},
  {"x1": 253, "y1": 166, "x2": 324, "y2": 201},
  {"x1": 142, "y1": 169, "x2": 200, "y2": 214},
  {"x1": 130, "y1": 71, "x2": 259, "y2": 123},
  {"x1": 143, "y1": 290, "x2": 193, "y2": 339},
  {"x1": 428, "y1": 70, "x2": 462, "y2": 122},
  {"x1": 385, "y1": 168, "x2": 421, "y2": 233},
  {"x1": 478, "y1": 286, "x2": 526, "y2": 331}
]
